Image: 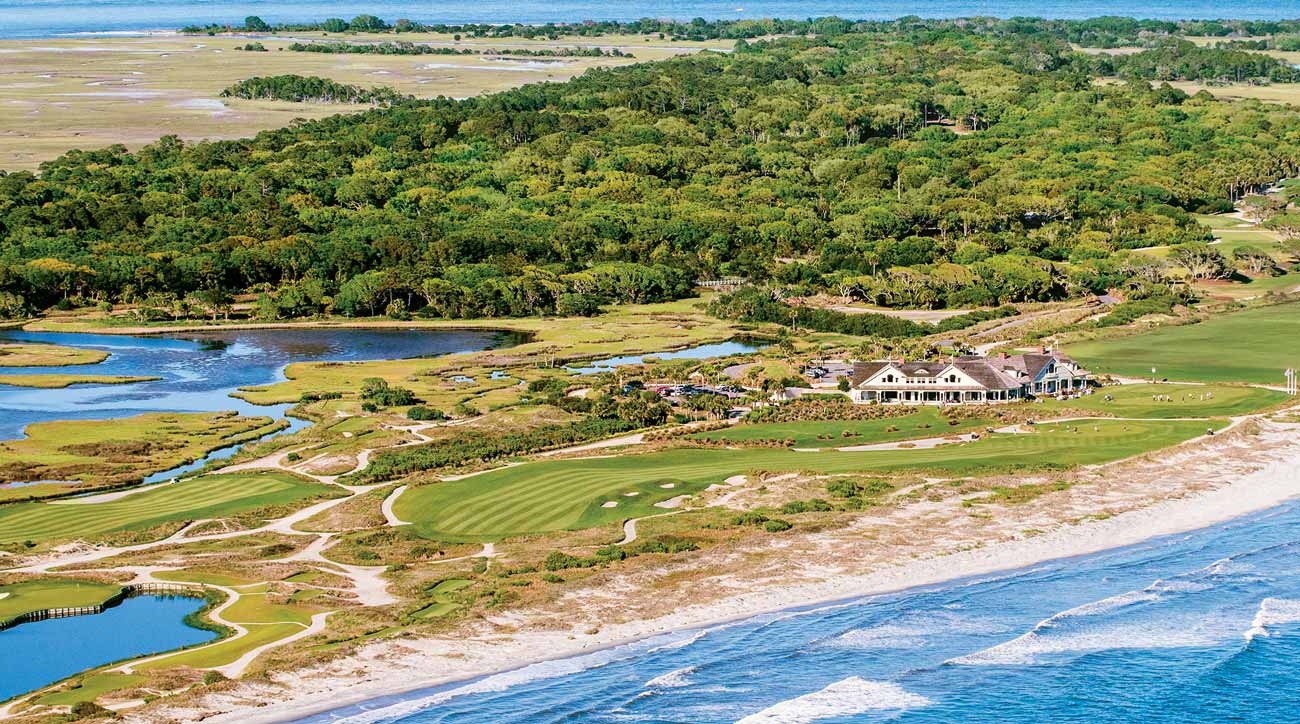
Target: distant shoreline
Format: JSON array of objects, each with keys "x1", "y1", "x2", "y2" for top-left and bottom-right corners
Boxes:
[{"x1": 6, "y1": 2, "x2": 1300, "y2": 42}]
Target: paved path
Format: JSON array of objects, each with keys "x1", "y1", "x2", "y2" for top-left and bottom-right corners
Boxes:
[{"x1": 382, "y1": 485, "x2": 410, "y2": 526}]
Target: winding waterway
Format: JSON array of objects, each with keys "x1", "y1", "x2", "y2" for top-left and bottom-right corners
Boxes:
[
  {"x1": 0, "y1": 326, "x2": 519, "y2": 481},
  {"x1": 294, "y1": 500, "x2": 1300, "y2": 724}
]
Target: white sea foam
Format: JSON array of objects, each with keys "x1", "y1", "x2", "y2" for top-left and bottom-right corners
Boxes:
[
  {"x1": 948, "y1": 585, "x2": 1201, "y2": 665},
  {"x1": 645, "y1": 666, "x2": 695, "y2": 689},
  {"x1": 829, "y1": 612, "x2": 1004, "y2": 651},
  {"x1": 732, "y1": 678, "x2": 931, "y2": 723},
  {"x1": 950, "y1": 621, "x2": 1216, "y2": 666},
  {"x1": 1244, "y1": 598, "x2": 1300, "y2": 641},
  {"x1": 328, "y1": 628, "x2": 714, "y2": 724}
]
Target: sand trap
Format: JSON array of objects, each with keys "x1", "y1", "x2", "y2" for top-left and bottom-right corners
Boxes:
[
  {"x1": 724, "y1": 475, "x2": 748, "y2": 485},
  {"x1": 659, "y1": 483, "x2": 675, "y2": 489},
  {"x1": 0, "y1": 592, "x2": 10, "y2": 600},
  {"x1": 655, "y1": 495, "x2": 690, "y2": 509},
  {"x1": 623, "y1": 492, "x2": 639, "y2": 497},
  {"x1": 601, "y1": 501, "x2": 619, "y2": 508}
]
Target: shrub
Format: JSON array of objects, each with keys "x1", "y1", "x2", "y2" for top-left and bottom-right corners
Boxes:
[
  {"x1": 407, "y1": 405, "x2": 446, "y2": 421},
  {"x1": 763, "y1": 519, "x2": 793, "y2": 532},
  {"x1": 202, "y1": 671, "x2": 227, "y2": 685},
  {"x1": 68, "y1": 701, "x2": 114, "y2": 720}
]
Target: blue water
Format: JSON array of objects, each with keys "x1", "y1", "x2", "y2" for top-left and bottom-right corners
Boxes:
[
  {"x1": 567, "y1": 340, "x2": 763, "y2": 375},
  {"x1": 4, "y1": 0, "x2": 1300, "y2": 38},
  {"x1": 0, "y1": 327, "x2": 513, "y2": 480},
  {"x1": 294, "y1": 499, "x2": 1300, "y2": 724},
  {"x1": 0, "y1": 594, "x2": 216, "y2": 701}
]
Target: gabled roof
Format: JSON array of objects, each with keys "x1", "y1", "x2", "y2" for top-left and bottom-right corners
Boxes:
[
  {"x1": 952, "y1": 359, "x2": 1021, "y2": 390},
  {"x1": 850, "y1": 361, "x2": 889, "y2": 387},
  {"x1": 852, "y1": 351, "x2": 1091, "y2": 392}
]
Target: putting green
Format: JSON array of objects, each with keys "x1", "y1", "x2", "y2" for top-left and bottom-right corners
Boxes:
[
  {"x1": 0, "y1": 579, "x2": 123, "y2": 622},
  {"x1": 0, "y1": 471, "x2": 336, "y2": 545},
  {"x1": 1068, "y1": 302, "x2": 1300, "y2": 384},
  {"x1": 395, "y1": 419, "x2": 1218, "y2": 542}
]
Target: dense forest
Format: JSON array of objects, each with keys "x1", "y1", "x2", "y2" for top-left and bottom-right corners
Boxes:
[
  {"x1": 286, "y1": 41, "x2": 629, "y2": 58},
  {"x1": 181, "y1": 14, "x2": 1300, "y2": 46},
  {"x1": 221, "y1": 75, "x2": 410, "y2": 105},
  {"x1": 2, "y1": 22, "x2": 1299, "y2": 319}
]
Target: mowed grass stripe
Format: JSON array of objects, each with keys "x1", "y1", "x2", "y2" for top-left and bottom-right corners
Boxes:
[
  {"x1": 398, "y1": 420, "x2": 1215, "y2": 541},
  {"x1": 1067, "y1": 301, "x2": 1300, "y2": 384},
  {"x1": 0, "y1": 471, "x2": 333, "y2": 544}
]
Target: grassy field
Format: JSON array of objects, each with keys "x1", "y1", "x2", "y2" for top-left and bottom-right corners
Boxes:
[
  {"x1": 1168, "y1": 80, "x2": 1300, "y2": 105},
  {"x1": 0, "y1": 374, "x2": 158, "y2": 388},
  {"x1": 395, "y1": 418, "x2": 1218, "y2": 541},
  {"x1": 0, "y1": 343, "x2": 107, "y2": 367},
  {"x1": 0, "y1": 579, "x2": 123, "y2": 622},
  {"x1": 690, "y1": 408, "x2": 991, "y2": 448},
  {"x1": 0, "y1": 411, "x2": 280, "y2": 496},
  {"x1": 1039, "y1": 383, "x2": 1287, "y2": 418},
  {"x1": 1067, "y1": 302, "x2": 1300, "y2": 384},
  {"x1": 0, "y1": 32, "x2": 728, "y2": 170},
  {"x1": 0, "y1": 471, "x2": 335, "y2": 545},
  {"x1": 137, "y1": 582, "x2": 317, "y2": 670},
  {"x1": 35, "y1": 673, "x2": 145, "y2": 706}
]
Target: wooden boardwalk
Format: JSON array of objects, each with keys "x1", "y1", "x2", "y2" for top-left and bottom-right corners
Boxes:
[{"x1": 0, "y1": 582, "x2": 206, "y2": 631}]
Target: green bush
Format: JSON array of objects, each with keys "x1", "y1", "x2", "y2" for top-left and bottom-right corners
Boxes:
[{"x1": 407, "y1": 405, "x2": 446, "y2": 421}]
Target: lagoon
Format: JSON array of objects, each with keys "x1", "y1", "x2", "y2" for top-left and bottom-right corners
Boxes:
[
  {"x1": 0, "y1": 327, "x2": 516, "y2": 480},
  {"x1": 0, "y1": 593, "x2": 216, "y2": 702}
]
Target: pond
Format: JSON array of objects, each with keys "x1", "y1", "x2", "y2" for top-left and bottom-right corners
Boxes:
[
  {"x1": 0, "y1": 593, "x2": 217, "y2": 702},
  {"x1": 565, "y1": 340, "x2": 765, "y2": 375},
  {"x1": 0, "y1": 327, "x2": 521, "y2": 479}
]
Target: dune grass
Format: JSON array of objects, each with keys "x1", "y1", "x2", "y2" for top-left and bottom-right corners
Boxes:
[
  {"x1": 1067, "y1": 302, "x2": 1300, "y2": 384},
  {"x1": 395, "y1": 418, "x2": 1218, "y2": 542},
  {"x1": 690, "y1": 408, "x2": 991, "y2": 448},
  {"x1": 0, "y1": 471, "x2": 336, "y2": 545},
  {"x1": 0, "y1": 579, "x2": 123, "y2": 622}
]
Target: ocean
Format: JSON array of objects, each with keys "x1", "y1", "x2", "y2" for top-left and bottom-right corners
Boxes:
[
  {"x1": 296, "y1": 500, "x2": 1300, "y2": 724},
  {"x1": 2, "y1": 0, "x2": 1300, "y2": 39}
]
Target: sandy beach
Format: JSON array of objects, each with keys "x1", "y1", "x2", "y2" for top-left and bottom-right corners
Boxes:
[{"x1": 139, "y1": 415, "x2": 1300, "y2": 724}]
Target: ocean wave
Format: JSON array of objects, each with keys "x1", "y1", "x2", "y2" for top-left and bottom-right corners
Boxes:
[
  {"x1": 827, "y1": 612, "x2": 1003, "y2": 652},
  {"x1": 947, "y1": 583, "x2": 1206, "y2": 666},
  {"x1": 732, "y1": 678, "x2": 931, "y2": 723},
  {"x1": 949, "y1": 621, "x2": 1217, "y2": 666},
  {"x1": 1244, "y1": 598, "x2": 1300, "y2": 641},
  {"x1": 645, "y1": 666, "x2": 695, "y2": 689}
]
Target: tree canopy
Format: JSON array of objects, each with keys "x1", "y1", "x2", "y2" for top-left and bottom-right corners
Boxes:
[{"x1": 3, "y1": 22, "x2": 1299, "y2": 318}]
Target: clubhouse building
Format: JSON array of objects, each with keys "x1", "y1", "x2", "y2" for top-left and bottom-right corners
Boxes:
[{"x1": 847, "y1": 350, "x2": 1091, "y2": 405}]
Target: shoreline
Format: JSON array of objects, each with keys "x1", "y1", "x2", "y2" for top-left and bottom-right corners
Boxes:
[{"x1": 194, "y1": 421, "x2": 1300, "y2": 724}]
